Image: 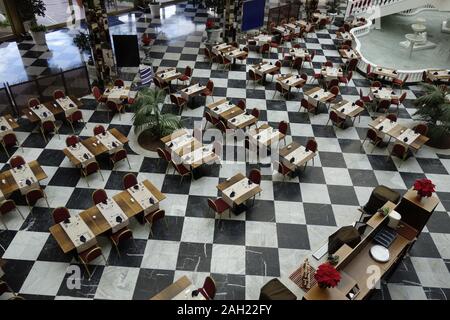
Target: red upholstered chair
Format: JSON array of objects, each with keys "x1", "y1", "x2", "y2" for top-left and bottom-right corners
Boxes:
[
  {"x1": 278, "y1": 121, "x2": 288, "y2": 145},
  {"x1": 390, "y1": 92, "x2": 407, "y2": 115},
  {"x1": 303, "y1": 50, "x2": 315, "y2": 69},
  {"x1": 390, "y1": 143, "x2": 409, "y2": 164},
  {"x1": 106, "y1": 101, "x2": 123, "y2": 120},
  {"x1": 92, "y1": 86, "x2": 106, "y2": 107},
  {"x1": 327, "y1": 110, "x2": 345, "y2": 128},
  {"x1": 10, "y1": 155, "x2": 25, "y2": 169},
  {"x1": 53, "y1": 90, "x2": 65, "y2": 100},
  {"x1": 359, "y1": 89, "x2": 373, "y2": 104},
  {"x1": 274, "y1": 160, "x2": 293, "y2": 180},
  {"x1": 413, "y1": 123, "x2": 428, "y2": 136},
  {"x1": 247, "y1": 69, "x2": 262, "y2": 89},
  {"x1": 110, "y1": 148, "x2": 131, "y2": 170},
  {"x1": 28, "y1": 98, "x2": 40, "y2": 108},
  {"x1": 66, "y1": 110, "x2": 86, "y2": 134},
  {"x1": 204, "y1": 111, "x2": 219, "y2": 130},
  {"x1": 299, "y1": 98, "x2": 316, "y2": 114},
  {"x1": 260, "y1": 43, "x2": 270, "y2": 58},
  {"x1": 274, "y1": 82, "x2": 288, "y2": 99},
  {"x1": 170, "y1": 94, "x2": 187, "y2": 115},
  {"x1": 114, "y1": 79, "x2": 125, "y2": 87},
  {"x1": 198, "y1": 276, "x2": 217, "y2": 300},
  {"x1": 237, "y1": 100, "x2": 246, "y2": 111},
  {"x1": 251, "y1": 107, "x2": 260, "y2": 120},
  {"x1": 40, "y1": 120, "x2": 59, "y2": 143},
  {"x1": 52, "y1": 207, "x2": 70, "y2": 224},
  {"x1": 207, "y1": 198, "x2": 231, "y2": 220},
  {"x1": 93, "y1": 125, "x2": 105, "y2": 135},
  {"x1": 179, "y1": 66, "x2": 192, "y2": 85},
  {"x1": 324, "y1": 61, "x2": 333, "y2": 67},
  {"x1": 386, "y1": 113, "x2": 397, "y2": 122},
  {"x1": 217, "y1": 54, "x2": 231, "y2": 71},
  {"x1": 306, "y1": 138, "x2": 318, "y2": 166},
  {"x1": 339, "y1": 71, "x2": 353, "y2": 86},
  {"x1": 0, "y1": 200, "x2": 24, "y2": 230},
  {"x1": 216, "y1": 120, "x2": 228, "y2": 134},
  {"x1": 25, "y1": 188, "x2": 50, "y2": 209},
  {"x1": 201, "y1": 80, "x2": 215, "y2": 103},
  {"x1": 204, "y1": 47, "x2": 215, "y2": 65},
  {"x1": 268, "y1": 61, "x2": 282, "y2": 81},
  {"x1": 343, "y1": 23, "x2": 351, "y2": 32},
  {"x1": 327, "y1": 86, "x2": 340, "y2": 108},
  {"x1": 294, "y1": 73, "x2": 307, "y2": 93},
  {"x1": 78, "y1": 245, "x2": 107, "y2": 279},
  {"x1": 292, "y1": 57, "x2": 303, "y2": 72},
  {"x1": 157, "y1": 147, "x2": 173, "y2": 173},
  {"x1": 65, "y1": 135, "x2": 79, "y2": 147},
  {"x1": 236, "y1": 47, "x2": 249, "y2": 64},
  {"x1": 81, "y1": 161, "x2": 104, "y2": 187},
  {"x1": 153, "y1": 77, "x2": 170, "y2": 94},
  {"x1": 122, "y1": 173, "x2": 138, "y2": 190},
  {"x1": 371, "y1": 81, "x2": 382, "y2": 88},
  {"x1": 346, "y1": 58, "x2": 359, "y2": 73},
  {"x1": 171, "y1": 160, "x2": 192, "y2": 184},
  {"x1": 362, "y1": 128, "x2": 383, "y2": 152},
  {"x1": 375, "y1": 99, "x2": 391, "y2": 113},
  {"x1": 1, "y1": 133, "x2": 22, "y2": 157},
  {"x1": 110, "y1": 227, "x2": 134, "y2": 256},
  {"x1": 392, "y1": 75, "x2": 408, "y2": 90},
  {"x1": 92, "y1": 189, "x2": 107, "y2": 205},
  {"x1": 249, "y1": 168, "x2": 261, "y2": 185},
  {"x1": 145, "y1": 209, "x2": 168, "y2": 237},
  {"x1": 327, "y1": 79, "x2": 339, "y2": 90}
]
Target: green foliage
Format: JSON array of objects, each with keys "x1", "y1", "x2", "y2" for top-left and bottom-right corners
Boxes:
[
  {"x1": 0, "y1": 18, "x2": 10, "y2": 28},
  {"x1": 17, "y1": 0, "x2": 46, "y2": 21},
  {"x1": 414, "y1": 84, "x2": 450, "y2": 140},
  {"x1": 327, "y1": 0, "x2": 340, "y2": 14},
  {"x1": 30, "y1": 24, "x2": 47, "y2": 32},
  {"x1": 73, "y1": 32, "x2": 91, "y2": 52},
  {"x1": 131, "y1": 88, "x2": 182, "y2": 139}
]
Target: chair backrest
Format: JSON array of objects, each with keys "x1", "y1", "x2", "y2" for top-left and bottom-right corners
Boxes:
[
  {"x1": 42, "y1": 120, "x2": 55, "y2": 133},
  {"x1": 69, "y1": 110, "x2": 83, "y2": 122},
  {"x1": 324, "y1": 61, "x2": 333, "y2": 67},
  {"x1": 201, "y1": 276, "x2": 216, "y2": 300},
  {"x1": 306, "y1": 138, "x2": 317, "y2": 152},
  {"x1": 10, "y1": 155, "x2": 25, "y2": 169},
  {"x1": 275, "y1": 82, "x2": 284, "y2": 93},
  {"x1": 92, "y1": 189, "x2": 107, "y2": 205},
  {"x1": 386, "y1": 113, "x2": 397, "y2": 122},
  {"x1": 93, "y1": 125, "x2": 105, "y2": 135},
  {"x1": 330, "y1": 110, "x2": 340, "y2": 123},
  {"x1": 338, "y1": 27, "x2": 345, "y2": 32},
  {"x1": 274, "y1": 160, "x2": 286, "y2": 174},
  {"x1": 343, "y1": 40, "x2": 352, "y2": 47},
  {"x1": 301, "y1": 98, "x2": 310, "y2": 109},
  {"x1": 114, "y1": 79, "x2": 125, "y2": 87},
  {"x1": 53, "y1": 90, "x2": 65, "y2": 100},
  {"x1": 150, "y1": 209, "x2": 165, "y2": 224},
  {"x1": 275, "y1": 60, "x2": 282, "y2": 68},
  {"x1": 251, "y1": 108, "x2": 260, "y2": 119},
  {"x1": 328, "y1": 79, "x2": 339, "y2": 89},
  {"x1": 392, "y1": 143, "x2": 407, "y2": 158},
  {"x1": 107, "y1": 100, "x2": 119, "y2": 112},
  {"x1": 184, "y1": 66, "x2": 192, "y2": 77},
  {"x1": 237, "y1": 100, "x2": 246, "y2": 111},
  {"x1": 292, "y1": 57, "x2": 303, "y2": 69},
  {"x1": 82, "y1": 246, "x2": 102, "y2": 263},
  {"x1": 414, "y1": 123, "x2": 428, "y2": 136},
  {"x1": 52, "y1": 207, "x2": 70, "y2": 224},
  {"x1": 261, "y1": 43, "x2": 270, "y2": 52},
  {"x1": 153, "y1": 77, "x2": 162, "y2": 89},
  {"x1": 344, "y1": 23, "x2": 350, "y2": 32},
  {"x1": 123, "y1": 173, "x2": 137, "y2": 189},
  {"x1": 0, "y1": 199, "x2": 16, "y2": 215},
  {"x1": 278, "y1": 121, "x2": 288, "y2": 135},
  {"x1": 28, "y1": 98, "x2": 40, "y2": 108},
  {"x1": 25, "y1": 188, "x2": 44, "y2": 206},
  {"x1": 92, "y1": 86, "x2": 102, "y2": 101},
  {"x1": 348, "y1": 59, "x2": 358, "y2": 72},
  {"x1": 378, "y1": 99, "x2": 391, "y2": 111},
  {"x1": 399, "y1": 92, "x2": 407, "y2": 103},
  {"x1": 329, "y1": 86, "x2": 340, "y2": 96},
  {"x1": 300, "y1": 73, "x2": 308, "y2": 82},
  {"x1": 206, "y1": 80, "x2": 214, "y2": 91},
  {"x1": 217, "y1": 121, "x2": 227, "y2": 134},
  {"x1": 248, "y1": 169, "x2": 261, "y2": 185},
  {"x1": 204, "y1": 47, "x2": 211, "y2": 59},
  {"x1": 243, "y1": 47, "x2": 249, "y2": 53},
  {"x1": 112, "y1": 148, "x2": 127, "y2": 162},
  {"x1": 340, "y1": 45, "x2": 350, "y2": 51},
  {"x1": 84, "y1": 161, "x2": 100, "y2": 176},
  {"x1": 367, "y1": 128, "x2": 379, "y2": 141},
  {"x1": 170, "y1": 94, "x2": 179, "y2": 105},
  {"x1": 249, "y1": 69, "x2": 257, "y2": 80},
  {"x1": 366, "y1": 64, "x2": 371, "y2": 74},
  {"x1": 217, "y1": 54, "x2": 225, "y2": 64},
  {"x1": 355, "y1": 99, "x2": 364, "y2": 108},
  {"x1": 2, "y1": 133, "x2": 17, "y2": 147},
  {"x1": 204, "y1": 112, "x2": 216, "y2": 125},
  {"x1": 66, "y1": 135, "x2": 79, "y2": 147},
  {"x1": 371, "y1": 81, "x2": 382, "y2": 88},
  {"x1": 207, "y1": 198, "x2": 218, "y2": 212}
]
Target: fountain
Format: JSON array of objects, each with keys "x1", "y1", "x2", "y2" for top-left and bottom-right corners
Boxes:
[{"x1": 399, "y1": 18, "x2": 437, "y2": 57}]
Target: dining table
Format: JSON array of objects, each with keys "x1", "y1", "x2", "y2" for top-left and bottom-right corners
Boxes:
[
  {"x1": 23, "y1": 96, "x2": 83, "y2": 124},
  {"x1": 277, "y1": 74, "x2": 306, "y2": 99},
  {"x1": 73, "y1": 128, "x2": 129, "y2": 159},
  {"x1": 304, "y1": 87, "x2": 336, "y2": 113},
  {"x1": 251, "y1": 62, "x2": 280, "y2": 85},
  {"x1": 150, "y1": 276, "x2": 206, "y2": 300},
  {"x1": 279, "y1": 141, "x2": 316, "y2": 173},
  {"x1": 0, "y1": 160, "x2": 47, "y2": 197},
  {"x1": 339, "y1": 48, "x2": 360, "y2": 60},
  {"x1": 368, "y1": 115, "x2": 429, "y2": 152},
  {"x1": 179, "y1": 83, "x2": 207, "y2": 108},
  {"x1": 331, "y1": 100, "x2": 365, "y2": 125},
  {"x1": 372, "y1": 67, "x2": 399, "y2": 79},
  {"x1": 427, "y1": 69, "x2": 450, "y2": 82},
  {"x1": 0, "y1": 114, "x2": 19, "y2": 139},
  {"x1": 217, "y1": 173, "x2": 262, "y2": 214},
  {"x1": 49, "y1": 180, "x2": 166, "y2": 254},
  {"x1": 248, "y1": 123, "x2": 285, "y2": 149}
]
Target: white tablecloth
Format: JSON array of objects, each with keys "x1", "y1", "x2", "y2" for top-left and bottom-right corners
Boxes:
[
  {"x1": 96, "y1": 198, "x2": 129, "y2": 233},
  {"x1": 60, "y1": 215, "x2": 97, "y2": 253},
  {"x1": 397, "y1": 128, "x2": 420, "y2": 145},
  {"x1": 127, "y1": 182, "x2": 159, "y2": 215},
  {"x1": 30, "y1": 104, "x2": 55, "y2": 122},
  {"x1": 0, "y1": 116, "x2": 13, "y2": 139},
  {"x1": 375, "y1": 118, "x2": 399, "y2": 134},
  {"x1": 11, "y1": 163, "x2": 39, "y2": 195},
  {"x1": 56, "y1": 97, "x2": 78, "y2": 117},
  {"x1": 210, "y1": 101, "x2": 235, "y2": 117},
  {"x1": 96, "y1": 131, "x2": 123, "y2": 154},
  {"x1": 223, "y1": 177, "x2": 258, "y2": 206},
  {"x1": 250, "y1": 127, "x2": 279, "y2": 145},
  {"x1": 284, "y1": 145, "x2": 313, "y2": 166},
  {"x1": 67, "y1": 143, "x2": 95, "y2": 167}
]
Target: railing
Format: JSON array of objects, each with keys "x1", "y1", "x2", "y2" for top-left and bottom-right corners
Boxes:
[
  {"x1": 1, "y1": 64, "x2": 91, "y2": 117},
  {"x1": 397, "y1": 4, "x2": 437, "y2": 15},
  {"x1": 350, "y1": 20, "x2": 427, "y2": 84},
  {"x1": 345, "y1": 0, "x2": 439, "y2": 18}
]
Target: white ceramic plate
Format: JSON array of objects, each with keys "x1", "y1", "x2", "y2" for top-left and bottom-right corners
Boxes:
[{"x1": 370, "y1": 245, "x2": 390, "y2": 263}]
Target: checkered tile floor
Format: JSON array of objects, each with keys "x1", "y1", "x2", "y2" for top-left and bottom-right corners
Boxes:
[{"x1": 1, "y1": 1, "x2": 450, "y2": 300}]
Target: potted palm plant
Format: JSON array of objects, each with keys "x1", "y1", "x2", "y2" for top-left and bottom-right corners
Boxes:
[
  {"x1": 17, "y1": 0, "x2": 47, "y2": 44},
  {"x1": 149, "y1": 1, "x2": 161, "y2": 19},
  {"x1": 414, "y1": 83, "x2": 450, "y2": 148},
  {"x1": 132, "y1": 88, "x2": 182, "y2": 151},
  {"x1": 73, "y1": 31, "x2": 94, "y2": 66}
]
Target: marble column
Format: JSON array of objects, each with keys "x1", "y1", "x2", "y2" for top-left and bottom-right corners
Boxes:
[{"x1": 82, "y1": 0, "x2": 116, "y2": 85}]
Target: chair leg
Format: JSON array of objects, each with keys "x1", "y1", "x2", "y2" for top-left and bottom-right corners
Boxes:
[
  {"x1": 126, "y1": 157, "x2": 131, "y2": 169},
  {"x1": 1, "y1": 143, "x2": 9, "y2": 158},
  {"x1": 99, "y1": 170, "x2": 104, "y2": 181},
  {"x1": 164, "y1": 217, "x2": 169, "y2": 229},
  {"x1": 0, "y1": 217, "x2": 8, "y2": 230},
  {"x1": 82, "y1": 262, "x2": 92, "y2": 280},
  {"x1": 69, "y1": 121, "x2": 75, "y2": 134},
  {"x1": 113, "y1": 241, "x2": 121, "y2": 258},
  {"x1": 16, "y1": 207, "x2": 25, "y2": 220}
]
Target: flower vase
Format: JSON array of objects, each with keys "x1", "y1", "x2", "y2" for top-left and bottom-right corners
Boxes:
[
  {"x1": 416, "y1": 193, "x2": 423, "y2": 203},
  {"x1": 318, "y1": 282, "x2": 328, "y2": 289}
]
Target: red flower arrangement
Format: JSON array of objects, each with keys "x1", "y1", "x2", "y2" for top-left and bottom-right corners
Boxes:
[
  {"x1": 142, "y1": 34, "x2": 152, "y2": 46},
  {"x1": 413, "y1": 178, "x2": 435, "y2": 198},
  {"x1": 314, "y1": 263, "x2": 341, "y2": 288},
  {"x1": 206, "y1": 19, "x2": 215, "y2": 29}
]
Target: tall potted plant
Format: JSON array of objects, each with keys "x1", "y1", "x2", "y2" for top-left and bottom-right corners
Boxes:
[
  {"x1": 413, "y1": 83, "x2": 450, "y2": 148},
  {"x1": 149, "y1": 1, "x2": 161, "y2": 19},
  {"x1": 205, "y1": 19, "x2": 222, "y2": 43},
  {"x1": 17, "y1": 0, "x2": 47, "y2": 45},
  {"x1": 73, "y1": 31, "x2": 94, "y2": 66},
  {"x1": 132, "y1": 88, "x2": 182, "y2": 151}
]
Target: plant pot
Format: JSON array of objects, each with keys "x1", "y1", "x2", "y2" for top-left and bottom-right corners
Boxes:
[
  {"x1": 206, "y1": 28, "x2": 222, "y2": 43},
  {"x1": 137, "y1": 129, "x2": 164, "y2": 152},
  {"x1": 30, "y1": 30, "x2": 47, "y2": 46},
  {"x1": 23, "y1": 20, "x2": 33, "y2": 33},
  {"x1": 149, "y1": 3, "x2": 161, "y2": 19}
]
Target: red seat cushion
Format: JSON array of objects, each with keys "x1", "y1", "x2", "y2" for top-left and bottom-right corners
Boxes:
[
  {"x1": 179, "y1": 75, "x2": 190, "y2": 81},
  {"x1": 201, "y1": 89, "x2": 212, "y2": 96},
  {"x1": 214, "y1": 198, "x2": 230, "y2": 213}
]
